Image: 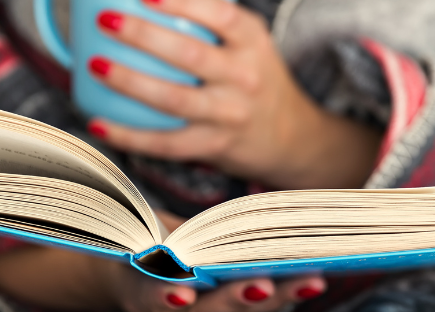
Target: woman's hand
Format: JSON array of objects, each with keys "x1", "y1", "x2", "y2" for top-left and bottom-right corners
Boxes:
[
  {"x1": 88, "y1": 0, "x2": 382, "y2": 189},
  {"x1": 0, "y1": 212, "x2": 326, "y2": 312},
  {"x1": 106, "y1": 261, "x2": 326, "y2": 312},
  {"x1": 0, "y1": 248, "x2": 326, "y2": 312}
]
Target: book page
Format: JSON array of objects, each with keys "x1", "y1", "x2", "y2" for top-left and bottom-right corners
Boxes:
[
  {"x1": 0, "y1": 174, "x2": 155, "y2": 253},
  {"x1": 0, "y1": 111, "x2": 165, "y2": 245},
  {"x1": 162, "y1": 188, "x2": 435, "y2": 267},
  {"x1": 0, "y1": 127, "x2": 129, "y2": 207}
]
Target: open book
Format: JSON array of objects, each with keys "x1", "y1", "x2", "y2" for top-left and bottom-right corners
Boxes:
[{"x1": 2, "y1": 110, "x2": 435, "y2": 288}]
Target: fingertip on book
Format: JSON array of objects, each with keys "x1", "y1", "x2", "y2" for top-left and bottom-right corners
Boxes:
[
  {"x1": 167, "y1": 293, "x2": 189, "y2": 307},
  {"x1": 243, "y1": 285, "x2": 270, "y2": 302},
  {"x1": 296, "y1": 287, "x2": 323, "y2": 300},
  {"x1": 242, "y1": 284, "x2": 323, "y2": 303}
]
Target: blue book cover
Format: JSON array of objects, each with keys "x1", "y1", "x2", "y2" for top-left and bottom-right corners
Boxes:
[{"x1": 3, "y1": 224, "x2": 435, "y2": 290}]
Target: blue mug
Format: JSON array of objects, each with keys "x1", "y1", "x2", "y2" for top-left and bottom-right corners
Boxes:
[{"x1": 34, "y1": 0, "x2": 232, "y2": 129}]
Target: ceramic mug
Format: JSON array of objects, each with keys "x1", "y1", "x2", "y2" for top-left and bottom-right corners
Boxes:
[{"x1": 34, "y1": 0, "x2": 233, "y2": 129}]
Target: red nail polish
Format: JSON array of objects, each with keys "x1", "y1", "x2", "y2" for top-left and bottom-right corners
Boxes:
[
  {"x1": 88, "y1": 122, "x2": 108, "y2": 140},
  {"x1": 296, "y1": 287, "x2": 322, "y2": 300},
  {"x1": 243, "y1": 286, "x2": 269, "y2": 302},
  {"x1": 142, "y1": 0, "x2": 162, "y2": 4},
  {"x1": 98, "y1": 11, "x2": 124, "y2": 32},
  {"x1": 89, "y1": 57, "x2": 111, "y2": 77},
  {"x1": 167, "y1": 294, "x2": 188, "y2": 307}
]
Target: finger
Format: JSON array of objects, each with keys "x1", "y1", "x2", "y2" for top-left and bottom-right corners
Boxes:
[
  {"x1": 142, "y1": 0, "x2": 268, "y2": 47},
  {"x1": 97, "y1": 11, "x2": 234, "y2": 82},
  {"x1": 277, "y1": 276, "x2": 326, "y2": 303},
  {"x1": 140, "y1": 284, "x2": 195, "y2": 311},
  {"x1": 112, "y1": 264, "x2": 196, "y2": 312},
  {"x1": 89, "y1": 57, "x2": 252, "y2": 125},
  {"x1": 191, "y1": 278, "x2": 276, "y2": 312},
  {"x1": 88, "y1": 120, "x2": 227, "y2": 160},
  {"x1": 89, "y1": 57, "x2": 253, "y2": 125},
  {"x1": 88, "y1": 56, "x2": 217, "y2": 122}
]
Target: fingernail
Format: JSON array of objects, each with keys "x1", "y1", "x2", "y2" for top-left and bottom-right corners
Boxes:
[
  {"x1": 142, "y1": 0, "x2": 162, "y2": 4},
  {"x1": 98, "y1": 11, "x2": 124, "y2": 32},
  {"x1": 243, "y1": 286, "x2": 269, "y2": 302},
  {"x1": 167, "y1": 294, "x2": 188, "y2": 307},
  {"x1": 296, "y1": 287, "x2": 322, "y2": 300},
  {"x1": 89, "y1": 57, "x2": 111, "y2": 77},
  {"x1": 88, "y1": 121, "x2": 108, "y2": 140}
]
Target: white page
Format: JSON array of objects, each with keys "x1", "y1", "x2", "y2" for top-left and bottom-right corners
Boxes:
[{"x1": 0, "y1": 127, "x2": 131, "y2": 207}]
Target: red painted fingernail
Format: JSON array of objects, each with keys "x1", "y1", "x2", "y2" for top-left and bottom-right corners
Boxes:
[
  {"x1": 88, "y1": 122, "x2": 108, "y2": 140},
  {"x1": 142, "y1": 0, "x2": 162, "y2": 4},
  {"x1": 98, "y1": 11, "x2": 124, "y2": 32},
  {"x1": 296, "y1": 287, "x2": 322, "y2": 300},
  {"x1": 167, "y1": 294, "x2": 188, "y2": 307},
  {"x1": 243, "y1": 286, "x2": 269, "y2": 302},
  {"x1": 89, "y1": 57, "x2": 111, "y2": 77}
]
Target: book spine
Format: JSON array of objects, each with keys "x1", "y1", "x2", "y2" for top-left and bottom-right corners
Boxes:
[{"x1": 135, "y1": 245, "x2": 190, "y2": 272}]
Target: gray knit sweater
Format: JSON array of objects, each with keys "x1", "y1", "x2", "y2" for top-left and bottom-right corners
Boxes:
[{"x1": 5, "y1": 0, "x2": 435, "y2": 66}]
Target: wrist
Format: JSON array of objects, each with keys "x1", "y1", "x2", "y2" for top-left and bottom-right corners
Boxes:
[
  {"x1": 262, "y1": 83, "x2": 382, "y2": 190},
  {"x1": 262, "y1": 89, "x2": 326, "y2": 189}
]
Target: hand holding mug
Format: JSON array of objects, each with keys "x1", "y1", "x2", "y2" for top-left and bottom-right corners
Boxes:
[
  {"x1": 88, "y1": 0, "x2": 330, "y2": 189},
  {"x1": 35, "y1": 0, "x2": 228, "y2": 129},
  {"x1": 89, "y1": 0, "x2": 383, "y2": 190}
]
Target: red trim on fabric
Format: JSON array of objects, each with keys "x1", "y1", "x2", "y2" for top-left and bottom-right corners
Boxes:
[
  {"x1": 0, "y1": 37, "x2": 21, "y2": 80},
  {"x1": 401, "y1": 57, "x2": 427, "y2": 125},
  {"x1": 0, "y1": 55, "x2": 20, "y2": 81},
  {"x1": 0, "y1": 3, "x2": 71, "y2": 92},
  {"x1": 401, "y1": 142, "x2": 435, "y2": 188},
  {"x1": 361, "y1": 39, "x2": 427, "y2": 168}
]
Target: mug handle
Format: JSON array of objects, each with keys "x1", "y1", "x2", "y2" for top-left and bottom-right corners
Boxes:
[{"x1": 34, "y1": 0, "x2": 72, "y2": 69}]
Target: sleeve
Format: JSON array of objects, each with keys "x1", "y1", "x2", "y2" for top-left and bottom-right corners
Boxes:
[
  {"x1": 292, "y1": 39, "x2": 434, "y2": 312},
  {"x1": 360, "y1": 39, "x2": 435, "y2": 189}
]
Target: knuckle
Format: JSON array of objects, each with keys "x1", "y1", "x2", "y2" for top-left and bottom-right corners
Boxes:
[
  {"x1": 173, "y1": 147, "x2": 192, "y2": 160},
  {"x1": 118, "y1": 71, "x2": 141, "y2": 94},
  {"x1": 239, "y1": 68, "x2": 262, "y2": 94},
  {"x1": 251, "y1": 13, "x2": 268, "y2": 33},
  {"x1": 152, "y1": 140, "x2": 177, "y2": 157},
  {"x1": 256, "y1": 32, "x2": 273, "y2": 51},
  {"x1": 249, "y1": 14, "x2": 272, "y2": 49},
  {"x1": 227, "y1": 106, "x2": 249, "y2": 126},
  {"x1": 255, "y1": 33, "x2": 274, "y2": 55},
  {"x1": 216, "y1": 2, "x2": 240, "y2": 32},
  {"x1": 163, "y1": 87, "x2": 190, "y2": 116},
  {"x1": 108, "y1": 65, "x2": 127, "y2": 86},
  {"x1": 126, "y1": 17, "x2": 150, "y2": 42},
  {"x1": 117, "y1": 131, "x2": 137, "y2": 150},
  {"x1": 208, "y1": 136, "x2": 230, "y2": 156},
  {"x1": 108, "y1": 65, "x2": 143, "y2": 96},
  {"x1": 180, "y1": 41, "x2": 205, "y2": 68}
]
